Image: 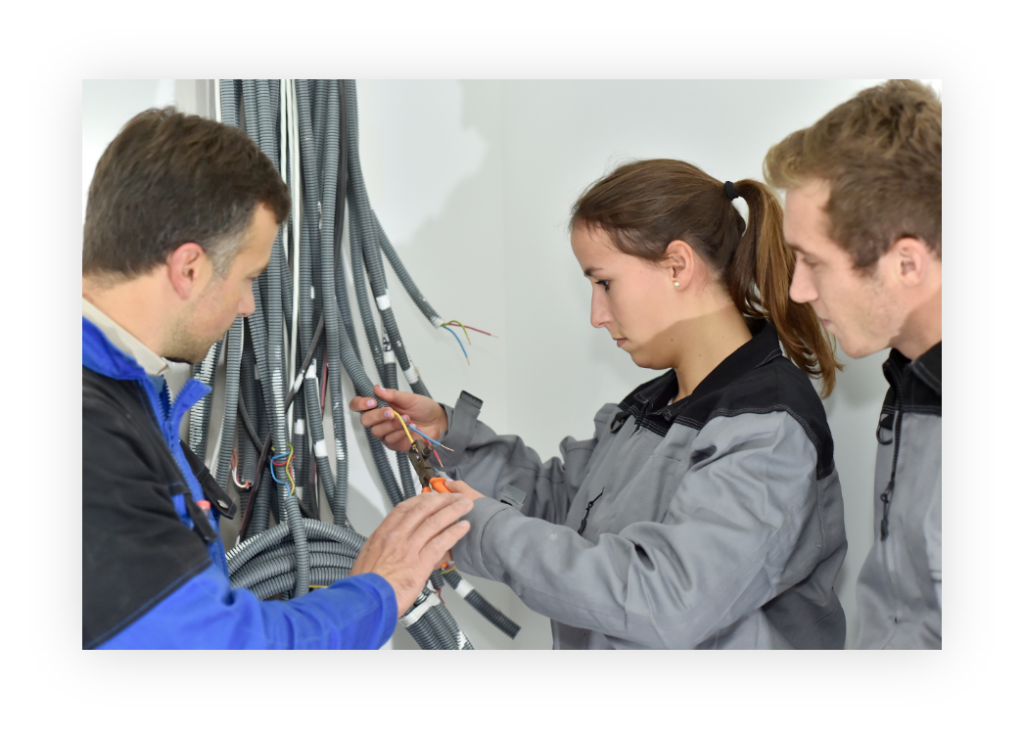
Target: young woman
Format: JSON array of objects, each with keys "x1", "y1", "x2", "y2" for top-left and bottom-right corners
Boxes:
[{"x1": 352, "y1": 159, "x2": 847, "y2": 649}]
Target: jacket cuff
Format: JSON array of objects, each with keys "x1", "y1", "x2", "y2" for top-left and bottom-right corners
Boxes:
[
  {"x1": 432, "y1": 390, "x2": 483, "y2": 470},
  {"x1": 451, "y1": 495, "x2": 511, "y2": 580},
  {"x1": 344, "y1": 572, "x2": 398, "y2": 643}
]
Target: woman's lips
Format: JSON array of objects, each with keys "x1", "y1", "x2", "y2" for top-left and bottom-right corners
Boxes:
[{"x1": 615, "y1": 338, "x2": 627, "y2": 347}]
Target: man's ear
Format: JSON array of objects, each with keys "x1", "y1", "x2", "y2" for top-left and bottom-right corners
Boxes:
[
  {"x1": 166, "y1": 242, "x2": 209, "y2": 300},
  {"x1": 890, "y1": 237, "x2": 933, "y2": 288},
  {"x1": 663, "y1": 239, "x2": 698, "y2": 289}
]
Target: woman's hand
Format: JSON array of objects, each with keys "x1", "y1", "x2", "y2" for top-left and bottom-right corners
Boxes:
[{"x1": 349, "y1": 384, "x2": 449, "y2": 452}]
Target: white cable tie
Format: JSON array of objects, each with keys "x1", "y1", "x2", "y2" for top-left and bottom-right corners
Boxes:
[
  {"x1": 314, "y1": 440, "x2": 328, "y2": 458},
  {"x1": 453, "y1": 579, "x2": 475, "y2": 599},
  {"x1": 383, "y1": 350, "x2": 397, "y2": 365},
  {"x1": 305, "y1": 360, "x2": 318, "y2": 380},
  {"x1": 293, "y1": 419, "x2": 306, "y2": 436},
  {"x1": 375, "y1": 292, "x2": 391, "y2": 311},
  {"x1": 430, "y1": 315, "x2": 444, "y2": 329},
  {"x1": 403, "y1": 365, "x2": 421, "y2": 385},
  {"x1": 399, "y1": 594, "x2": 441, "y2": 627}
]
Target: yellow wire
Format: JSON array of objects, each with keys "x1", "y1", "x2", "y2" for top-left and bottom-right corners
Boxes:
[
  {"x1": 441, "y1": 320, "x2": 472, "y2": 345},
  {"x1": 389, "y1": 410, "x2": 416, "y2": 447}
]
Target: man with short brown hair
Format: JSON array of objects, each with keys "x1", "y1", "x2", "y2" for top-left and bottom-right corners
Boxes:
[
  {"x1": 764, "y1": 80, "x2": 942, "y2": 649},
  {"x1": 83, "y1": 107, "x2": 471, "y2": 649}
]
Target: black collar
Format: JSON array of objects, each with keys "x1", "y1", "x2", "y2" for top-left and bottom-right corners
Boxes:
[{"x1": 619, "y1": 319, "x2": 785, "y2": 424}]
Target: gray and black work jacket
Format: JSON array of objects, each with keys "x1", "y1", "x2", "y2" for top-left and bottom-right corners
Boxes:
[
  {"x1": 439, "y1": 321, "x2": 848, "y2": 649},
  {"x1": 855, "y1": 342, "x2": 941, "y2": 649}
]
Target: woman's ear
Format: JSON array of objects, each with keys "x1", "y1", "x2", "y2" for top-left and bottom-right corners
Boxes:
[{"x1": 663, "y1": 239, "x2": 697, "y2": 290}]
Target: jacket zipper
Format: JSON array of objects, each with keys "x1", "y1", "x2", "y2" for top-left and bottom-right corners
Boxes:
[{"x1": 577, "y1": 489, "x2": 604, "y2": 535}]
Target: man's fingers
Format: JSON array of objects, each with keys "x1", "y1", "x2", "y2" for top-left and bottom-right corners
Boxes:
[
  {"x1": 423, "y1": 520, "x2": 471, "y2": 566},
  {"x1": 405, "y1": 495, "x2": 473, "y2": 550},
  {"x1": 384, "y1": 492, "x2": 467, "y2": 539}
]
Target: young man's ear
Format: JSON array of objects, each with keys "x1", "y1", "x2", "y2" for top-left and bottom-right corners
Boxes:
[
  {"x1": 891, "y1": 237, "x2": 934, "y2": 287},
  {"x1": 166, "y1": 242, "x2": 209, "y2": 300}
]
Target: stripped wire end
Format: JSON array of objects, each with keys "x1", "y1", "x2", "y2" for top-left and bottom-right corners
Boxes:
[
  {"x1": 443, "y1": 319, "x2": 497, "y2": 339},
  {"x1": 433, "y1": 449, "x2": 444, "y2": 468}
]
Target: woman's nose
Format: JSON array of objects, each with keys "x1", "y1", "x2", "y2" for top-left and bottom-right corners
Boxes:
[{"x1": 593, "y1": 292, "x2": 606, "y2": 329}]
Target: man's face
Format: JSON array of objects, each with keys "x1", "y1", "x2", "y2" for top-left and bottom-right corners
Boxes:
[
  {"x1": 165, "y1": 204, "x2": 277, "y2": 363},
  {"x1": 784, "y1": 181, "x2": 904, "y2": 359}
]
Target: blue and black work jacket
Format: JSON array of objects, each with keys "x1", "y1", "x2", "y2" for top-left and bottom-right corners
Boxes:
[{"x1": 82, "y1": 316, "x2": 397, "y2": 649}]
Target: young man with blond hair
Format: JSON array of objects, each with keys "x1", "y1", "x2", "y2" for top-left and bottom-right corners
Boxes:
[{"x1": 764, "y1": 80, "x2": 942, "y2": 649}]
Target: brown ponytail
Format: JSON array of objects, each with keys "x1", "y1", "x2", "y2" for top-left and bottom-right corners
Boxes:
[{"x1": 571, "y1": 159, "x2": 840, "y2": 397}]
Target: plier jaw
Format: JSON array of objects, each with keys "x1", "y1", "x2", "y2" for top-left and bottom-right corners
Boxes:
[{"x1": 408, "y1": 439, "x2": 450, "y2": 493}]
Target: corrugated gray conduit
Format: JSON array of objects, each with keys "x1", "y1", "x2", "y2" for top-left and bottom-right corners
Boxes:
[
  {"x1": 188, "y1": 339, "x2": 222, "y2": 461},
  {"x1": 237, "y1": 82, "x2": 311, "y2": 595},
  {"x1": 216, "y1": 80, "x2": 510, "y2": 648}
]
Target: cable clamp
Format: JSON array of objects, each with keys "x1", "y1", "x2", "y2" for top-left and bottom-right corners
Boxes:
[
  {"x1": 399, "y1": 592, "x2": 441, "y2": 627},
  {"x1": 375, "y1": 292, "x2": 392, "y2": 311}
]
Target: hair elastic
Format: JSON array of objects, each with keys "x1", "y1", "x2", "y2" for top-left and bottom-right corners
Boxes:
[{"x1": 724, "y1": 181, "x2": 740, "y2": 201}]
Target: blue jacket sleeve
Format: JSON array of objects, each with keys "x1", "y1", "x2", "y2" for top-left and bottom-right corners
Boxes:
[{"x1": 97, "y1": 566, "x2": 398, "y2": 650}]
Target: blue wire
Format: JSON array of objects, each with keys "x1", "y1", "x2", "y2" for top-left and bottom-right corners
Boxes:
[
  {"x1": 409, "y1": 424, "x2": 440, "y2": 446},
  {"x1": 442, "y1": 325, "x2": 469, "y2": 363},
  {"x1": 270, "y1": 451, "x2": 288, "y2": 485}
]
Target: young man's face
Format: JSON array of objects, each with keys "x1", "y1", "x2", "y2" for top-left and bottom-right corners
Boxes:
[{"x1": 784, "y1": 180, "x2": 904, "y2": 359}]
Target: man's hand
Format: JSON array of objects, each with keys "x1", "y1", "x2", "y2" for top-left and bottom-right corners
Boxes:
[
  {"x1": 349, "y1": 385, "x2": 449, "y2": 452},
  {"x1": 436, "y1": 479, "x2": 484, "y2": 503},
  {"x1": 350, "y1": 492, "x2": 472, "y2": 616}
]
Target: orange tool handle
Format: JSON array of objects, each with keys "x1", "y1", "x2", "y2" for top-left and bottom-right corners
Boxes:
[{"x1": 421, "y1": 477, "x2": 451, "y2": 494}]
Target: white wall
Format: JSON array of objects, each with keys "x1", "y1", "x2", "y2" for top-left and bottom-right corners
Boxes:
[{"x1": 83, "y1": 79, "x2": 919, "y2": 650}]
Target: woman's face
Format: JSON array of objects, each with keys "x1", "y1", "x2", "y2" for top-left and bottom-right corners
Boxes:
[{"x1": 570, "y1": 225, "x2": 680, "y2": 369}]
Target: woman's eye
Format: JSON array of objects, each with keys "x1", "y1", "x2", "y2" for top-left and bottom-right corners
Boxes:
[{"x1": 596, "y1": 280, "x2": 610, "y2": 291}]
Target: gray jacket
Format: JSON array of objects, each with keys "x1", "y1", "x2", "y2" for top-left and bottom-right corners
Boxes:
[
  {"x1": 855, "y1": 342, "x2": 941, "y2": 648},
  {"x1": 441, "y1": 321, "x2": 847, "y2": 649}
]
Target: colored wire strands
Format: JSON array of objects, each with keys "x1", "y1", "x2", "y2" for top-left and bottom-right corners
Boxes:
[
  {"x1": 441, "y1": 320, "x2": 497, "y2": 338},
  {"x1": 271, "y1": 444, "x2": 296, "y2": 495},
  {"x1": 441, "y1": 325, "x2": 469, "y2": 365}
]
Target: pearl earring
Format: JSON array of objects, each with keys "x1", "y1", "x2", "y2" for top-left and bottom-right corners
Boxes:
[{"x1": 673, "y1": 281, "x2": 680, "y2": 288}]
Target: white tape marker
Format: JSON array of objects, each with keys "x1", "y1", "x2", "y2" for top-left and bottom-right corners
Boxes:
[
  {"x1": 314, "y1": 440, "x2": 328, "y2": 458},
  {"x1": 399, "y1": 593, "x2": 440, "y2": 627},
  {"x1": 375, "y1": 293, "x2": 391, "y2": 311}
]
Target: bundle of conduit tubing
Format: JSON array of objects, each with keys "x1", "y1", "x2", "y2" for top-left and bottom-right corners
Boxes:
[{"x1": 185, "y1": 79, "x2": 521, "y2": 650}]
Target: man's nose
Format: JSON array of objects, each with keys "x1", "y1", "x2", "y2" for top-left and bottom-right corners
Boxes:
[
  {"x1": 239, "y1": 284, "x2": 256, "y2": 317},
  {"x1": 789, "y1": 261, "x2": 817, "y2": 304}
]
